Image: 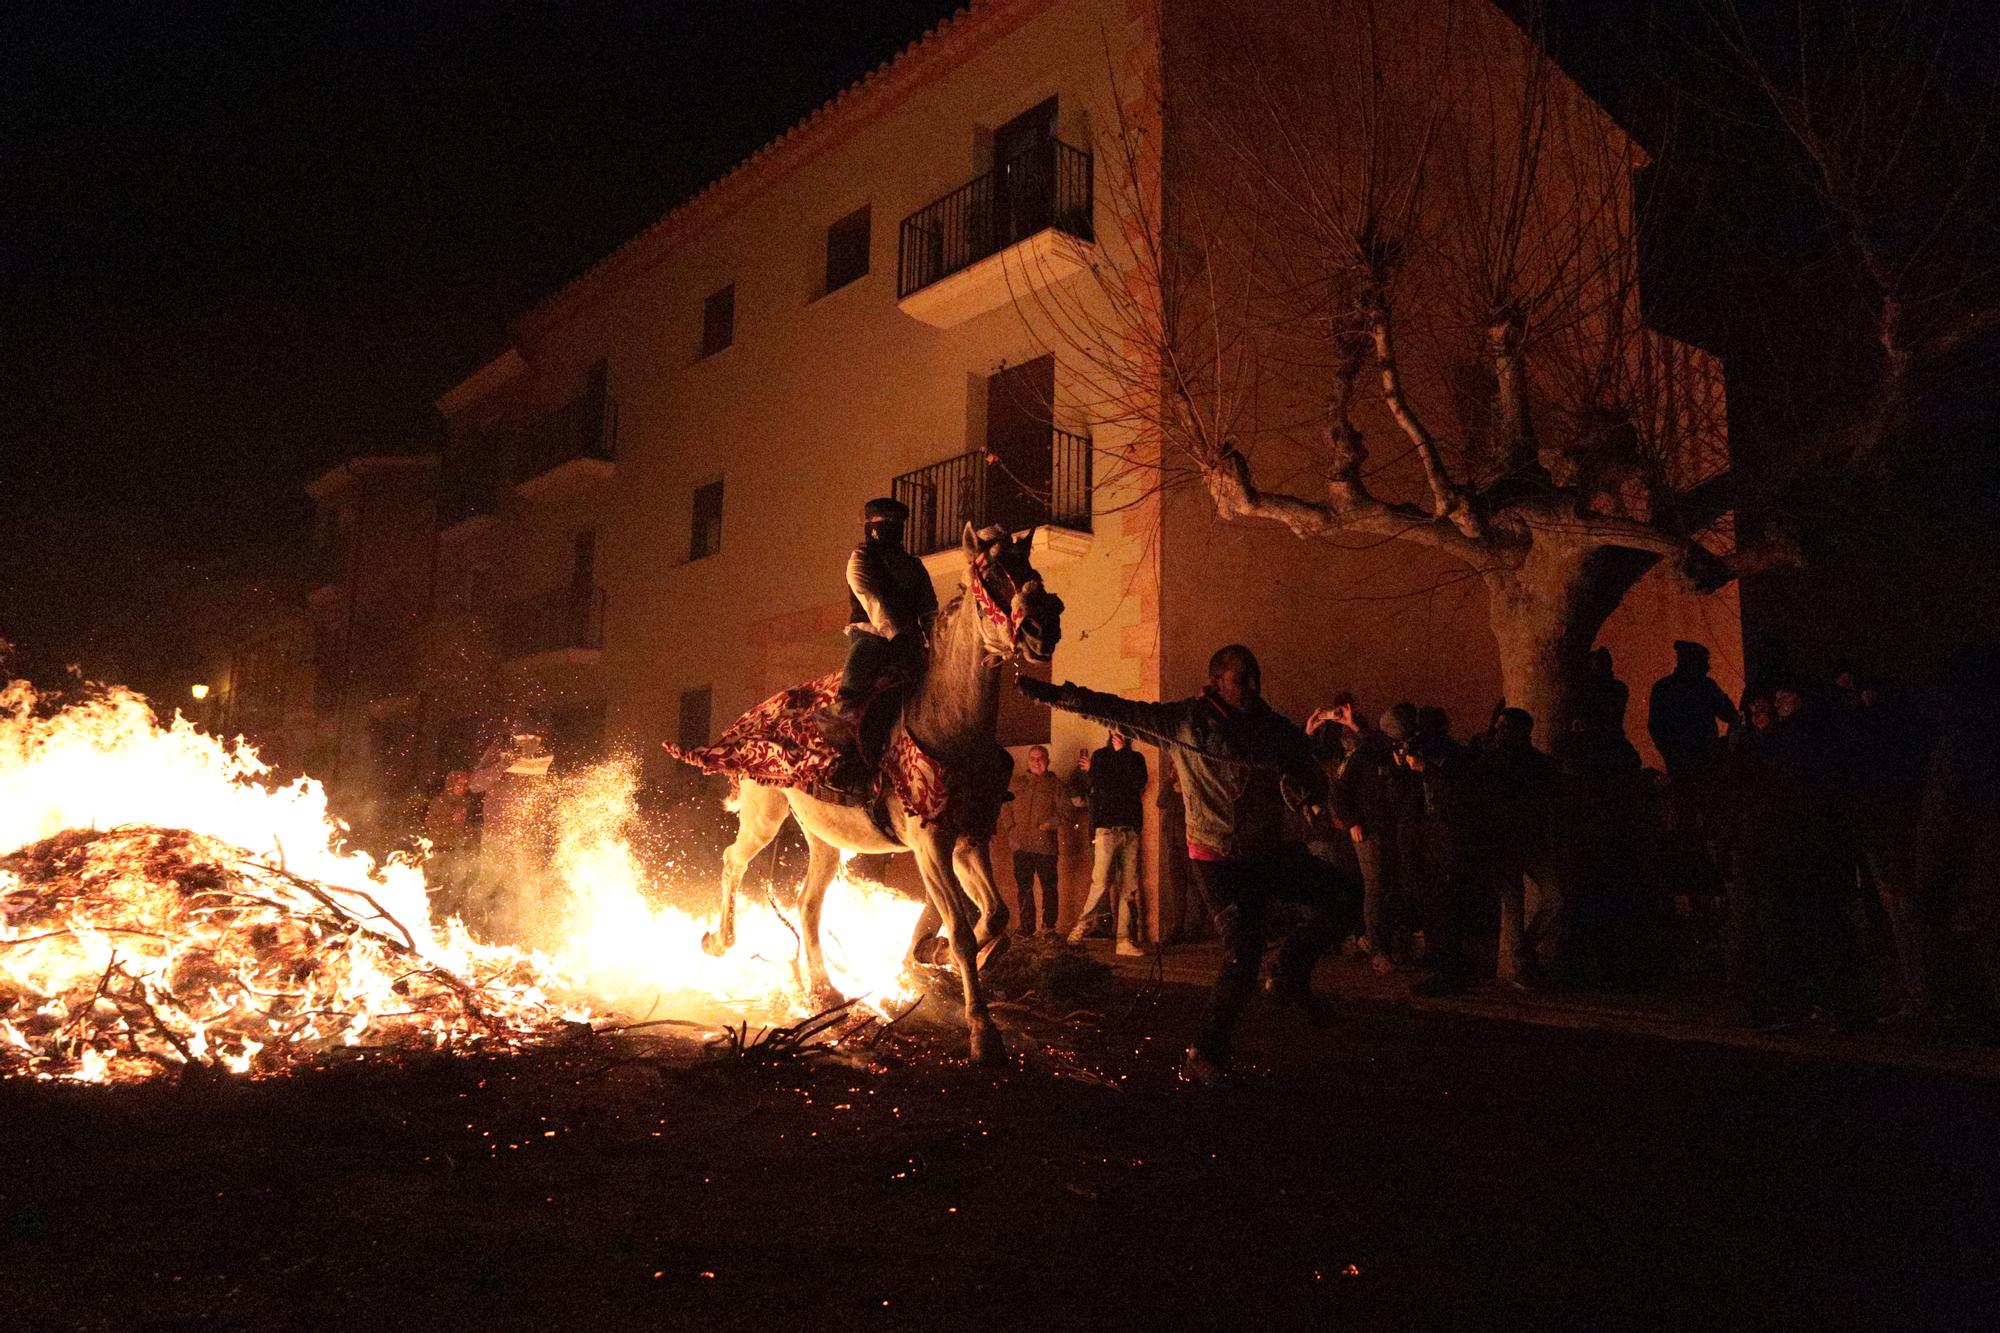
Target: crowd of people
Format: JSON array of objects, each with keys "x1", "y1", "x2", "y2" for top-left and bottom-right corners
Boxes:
[
  {"x1": 401, "y1": 619, "x2": 2000, "y2": 1079},
  {"x1": 1015, "y1": 637, "x2": 2000, "y2": 1076}
]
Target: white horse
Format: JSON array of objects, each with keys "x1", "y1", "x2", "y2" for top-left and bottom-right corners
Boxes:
[{"x1": 697, "y1": 525, "x2": 1063, "y2": 1065}]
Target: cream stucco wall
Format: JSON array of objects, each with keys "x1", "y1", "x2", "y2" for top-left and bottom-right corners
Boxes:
[{"x1": 455, "y1": 0, "x2": 1171, "y2": 928}]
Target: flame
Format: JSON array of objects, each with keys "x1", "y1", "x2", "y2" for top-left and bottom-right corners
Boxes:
[{"x1": 0, "y1": 680, "x2": 923, "y2": 1082}]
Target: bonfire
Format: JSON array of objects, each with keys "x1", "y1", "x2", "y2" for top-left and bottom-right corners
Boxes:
[
  {"x1": 1, "y1": 826, "x2": 569, "y2": 1081},
  {"x1": 0, "y1": 679, "x2": 924, "y2": 1084}
]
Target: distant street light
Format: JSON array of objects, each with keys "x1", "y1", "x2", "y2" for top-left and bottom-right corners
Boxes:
[{"x1": 190, "y1": 683, "x2": 210, "y2": 700}]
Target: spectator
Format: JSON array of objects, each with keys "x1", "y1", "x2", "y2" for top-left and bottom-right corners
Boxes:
[
  {"x1": 1381, "y1": 703, "x2": 1428, "y2": 960},
  {"x1": 1581, "y1": 647, "x2": 1631, "y2": 736},
  {"x1": 997, "y1": 744, "x2": 1066, "y2": 936},
  {"x1": 1917, "y1": 645, "x2": 2000, "y2": 1028},
  {"x1": 1733, "y1": 678, "x2": 1865, "y2": 1030},
  {"x1": 1847, "y1": 675, "x2": 1937, "y2": 1023},
  {"x1": 1473, "y1": 707, "x2": 1560, "y2": 989},
  {"x1": 1302, "y1": 716, "x2": 1356, "y2": 876},
  {"x1": 468, "y1": 719, "x2": 555, "y2": 935},
  {"x1": 1648, "y1": 640, "x2": 1737, "y2": 796},
  {"x1": 1552, "y1": 715, "x2": 1651, "y2": 988},
  {"x1": 423, "y1": 769, "x2": 476, "y2": 915},
  {"x1": 1017, "y1": 645, "x2": 1360, "y2": 1083},
  {"x1": 1067, "y1": 728, "x2": 1149, "y2": 956},
  {"x1": 1718, "y1": 686, "x2": 1779, "y2": 1007},
  {"x1": 1310, "y1": 695, "x2": 1414, "y2": 973},
  {"x1": 1408, "y1": 721, "x2": 1480, "y2": 996}
]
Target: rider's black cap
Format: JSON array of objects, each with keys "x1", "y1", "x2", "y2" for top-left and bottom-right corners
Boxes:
[{"x1": 862, "y1": 496, "x2": 909, "y2": 523}]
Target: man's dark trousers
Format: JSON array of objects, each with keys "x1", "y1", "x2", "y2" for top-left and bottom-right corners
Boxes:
[
  {"x1": 1013, "y1": 851, "x2": 1060, "y2": 931},
  {"x1": 1186, "y1": 845, "x2": 1361, "y2": 1060}
]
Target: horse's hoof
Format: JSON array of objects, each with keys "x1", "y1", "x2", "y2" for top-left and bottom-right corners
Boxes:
[
  {"x1": 969, "y1": 1018, "x2": 1007, "y2": 1067},
  {"x1": 911, "y1": 936, "x2": 950, "y2": 966},
  {"x1": 975, "y1": 934, "x2": 1010, "y2": 973},
  {"x1": 701, "y1": 930, "x2": 732, "y2": 958}
]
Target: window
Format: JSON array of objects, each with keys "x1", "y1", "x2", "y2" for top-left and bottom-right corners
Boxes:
[
  {"x1": 701, "y1": 283, "x2": 734, "y2": 358},
  {"x1": 678, "y1": 686, "x2": 713, "y2": 752},
  {"x1": 689, "y1": 479, "x2": 724, "y2": 561},
  {"x1": 825, "y1": 206, "x2": 870, "y2": 293}
]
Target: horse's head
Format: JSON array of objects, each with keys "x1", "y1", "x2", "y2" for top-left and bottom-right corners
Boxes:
[{"x1": 963, "y1": 523, "x2": 1064, "y2": 664}]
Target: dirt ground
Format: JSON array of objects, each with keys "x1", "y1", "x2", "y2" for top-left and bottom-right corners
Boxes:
[{"x1": 3, "y1": 975, "x2": 1996, "y2": 1332}]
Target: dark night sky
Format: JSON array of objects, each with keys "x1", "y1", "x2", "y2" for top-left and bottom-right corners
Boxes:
[
  {"x1": 1, "y1": 0, "x2": 963, "y2": 678},
  {"x1": 4, "y1": 1, "x2": 1995, "y2": 691}
]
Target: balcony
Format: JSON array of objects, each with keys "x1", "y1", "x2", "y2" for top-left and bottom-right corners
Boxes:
[
  {"x1": 515, "y1": 373, "x2": 616, "y2": 495},
  {"x1": 439, "y1": 438, "x2": 503, "y2": 530},
  {"x1": 897, "y1": 139, "x2": 1093, "y2": 327},
  {"x1": 891, "y1": 428, "x2": 1092, "y2": 557},
  {"x1": 500, "y1": 586, "x2": 605, "y2": 663}
]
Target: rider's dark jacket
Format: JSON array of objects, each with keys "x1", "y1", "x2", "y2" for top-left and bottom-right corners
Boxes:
[{"x1": 846, "y1": 538, "x2": 938, "y2": 641}]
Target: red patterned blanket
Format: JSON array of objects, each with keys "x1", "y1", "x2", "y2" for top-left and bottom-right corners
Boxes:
[
  {"x1": 666, "y1": 673, "x2": 845, "y2": 795},
  {"x1": 664, "y1": 675, "x2": 1012, "y2": 835}
]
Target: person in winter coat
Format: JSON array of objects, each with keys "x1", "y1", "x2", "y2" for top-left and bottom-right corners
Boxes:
[
  {"x1": 1407, "y1": 725, "x2": 1480, "y2": 995},
  {"x1": 1918, "y1": 645, "x2": 2000, "y2": 1025},
  {"x1": 1552, "y1": 718, "x2": 1650, "y2": 988},
  {"x1": 1648, "y1": 640, "x2": 1737, "y2": 803},
  {"x1": 1308, "y1": 697, "x2": 1421, "y2": 972},
  {"x1": 1732, "y1": 681, "x2": 1865, "y2": 1029},
  {"x1": 1471, "y1": 708, "x2": 1560, "y2": 987},
  {"x1": 997, "y1": 744, "x2": 1067, "y2": 935},
  {"x1": 1018, "y1": 645, "x2": 1360, "y2": 1081},
  {"x1": 1846, "y1": 677, "x2": 1938, "y2": 1021}
]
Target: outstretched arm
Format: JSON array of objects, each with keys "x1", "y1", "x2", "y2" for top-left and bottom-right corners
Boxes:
[{"x1": 1018, "y1": 677, "x2": 1193, "y2": 753}]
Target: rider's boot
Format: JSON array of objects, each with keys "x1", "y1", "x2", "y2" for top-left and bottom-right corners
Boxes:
[{"x1": 815, "y1": 700, "x2": 872, "y2": 797}]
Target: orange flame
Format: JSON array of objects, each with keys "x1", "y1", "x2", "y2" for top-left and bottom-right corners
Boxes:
[{"x1": 0, "y1": 681, "x2": 921, "y2": 1082}]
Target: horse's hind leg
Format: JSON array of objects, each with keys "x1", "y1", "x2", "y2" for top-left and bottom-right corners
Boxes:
[
  {"x1": 702, "y1": 782, "x2": 789, "y2": 957},
  {"x1": 795, "y1": 832, "x2": 843, "y2": 1004}
]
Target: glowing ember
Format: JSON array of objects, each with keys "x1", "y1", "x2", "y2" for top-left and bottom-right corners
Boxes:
[{"x1": 0, "y1": 680, "x2": 923, "y2": 1082}]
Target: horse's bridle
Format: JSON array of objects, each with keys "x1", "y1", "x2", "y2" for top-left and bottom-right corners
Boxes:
[{"x1": 968, "y1": 553, "x2": 1027, "y2": 654}]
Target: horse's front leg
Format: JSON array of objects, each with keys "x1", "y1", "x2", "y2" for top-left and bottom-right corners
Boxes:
[
  {"x1": 907, "y1": 900, "x2": 946, "y2": 966},
  {"x1": 911, "y1": 828, "x2": 1005, "y2": 1066},
  {"x1": 704, "y1": 783, "x2": 786, "y2": 957}
]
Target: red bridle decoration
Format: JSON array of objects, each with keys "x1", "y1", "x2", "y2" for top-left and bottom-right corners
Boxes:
[{"x1": 969, "y1": 554, "x2": 1022, "y2": 636}]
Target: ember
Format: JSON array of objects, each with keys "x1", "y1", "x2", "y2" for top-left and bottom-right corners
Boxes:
[{"x1": 0, "y1": 680, "x2": 924, "y2": 1083}]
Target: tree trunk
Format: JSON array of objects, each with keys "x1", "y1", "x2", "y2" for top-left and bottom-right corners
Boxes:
[{"x1": 1483, "y1": 540, "x2": 1658, "y2": 747}]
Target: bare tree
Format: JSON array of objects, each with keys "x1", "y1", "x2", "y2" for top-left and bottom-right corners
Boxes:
[
  {"x1": 1702, "y1": 0, "x2": 2000, "y2": 474},
  {"x1": 1012, "y1": 0, "x2": 1764, "y2": 735}
]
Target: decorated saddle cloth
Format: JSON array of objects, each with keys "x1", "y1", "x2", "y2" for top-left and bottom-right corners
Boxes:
[
  {"x1": 664, "y1": 674, "x2": 1013, "y2": 835},
  {"x1": 666, "y1": 673, "x2": 847, "y2": 796}
]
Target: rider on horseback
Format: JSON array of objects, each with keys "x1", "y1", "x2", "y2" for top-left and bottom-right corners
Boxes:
[{"x1": 820, "y1": 496, "x2": 937, "y2": 784}]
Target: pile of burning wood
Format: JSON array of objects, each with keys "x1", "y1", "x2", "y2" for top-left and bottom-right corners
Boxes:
[{"x1": 0, "y1": 825, "x2": 572, "y2": 1083}]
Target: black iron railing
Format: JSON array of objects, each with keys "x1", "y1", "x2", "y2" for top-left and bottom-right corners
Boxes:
[
  {"x1": 515, "y1": 376, "x2": 616, "y2": 486},
  {"x1": 891, "y1": 428, "x2": 1093, "y2": 557},
  {"x1": 500, "y1": 586, "x2": 605, "y2": 659},
  {"x1": 898, "y1": 139, "x2": 1093, "y2": 299}
]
